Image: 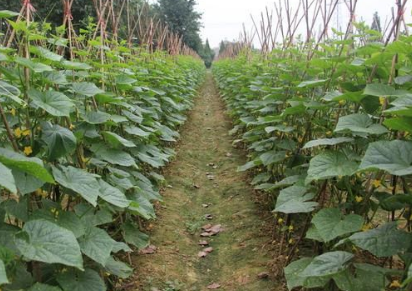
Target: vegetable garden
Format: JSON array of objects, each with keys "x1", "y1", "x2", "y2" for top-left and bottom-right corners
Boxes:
[
  {"x1": 214, "y1": 0, "x2": 412, "y2": 290},
  {"x1": 0, "y1": 1, "x2": 204, "y2": 290}
]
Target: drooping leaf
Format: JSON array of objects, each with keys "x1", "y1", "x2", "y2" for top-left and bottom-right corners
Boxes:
[
  {"x1": 92, "y1": 146, "x2": 136, "y2": 167},
  {"x1": 72, "y1": 82, "x2": 104, "y2": 97},
  {"x1": 121, "y1": 222, "x2": 149, "y2": 250},
  {"x1": 274, "y1": 186, "x2": 318, "y2": 214},
  {"x1": 29, "y1": 89, "x2": 74, "y2": 117},
  {"x1": 301, "y1": 251, "x2": 354, "y2": 277},
  {"x1": 0, "y1": 80, "x2": 23, "y2": 104},
  {"x1": 57, "y1": 269, "x2": 106, "y2": 291},
  {"x1": 343, "y1": 222, "x2": 412, "y2": 257},
  {"x1": 15, "y1": 220, "x2": 83, "y2": 269},
  {"x1": 303, "y1": 137, "x2": 354, "y2": 149},
  {"x1": 311, "y1": 208, "x2": 363, "y2": 242},
  {"x1": 364, "y1": 83, "x2": 397, "y2": 97},
  {"x1": 52, "y1": 166, "x2": 100, "y2": 206},
  {"x1": 78, "y1": 226, "x2": 116, "y2": 266},
  {"x1": 104, "y1": 257, "x2": 133, "y2": 279},
  {"x1": 0, "y1": 10, "x2": 20, "y2": 18},
  {"x1": 284, "y1": 258, "x2": 330, "y2": 290},
  {"x1": 102, "y1": 131, "x2": 136, "y2": 148},
  {"x1": 81, "y1": 111, "x2": 111, "y2": 124},
  {"x1": 383, "y1": 117, "x2": 412, "y2": 133},
  {"x1": 98, "y1": 180, "x2": 130, "y2": 208},
  {"x1": 359, "y1": 140, "x2": 412, "y2": 176},
  {"x1": 42, "y1": 122, "x2": 77, "y2": 160},
  {"x1": 259, "y1": 150, "x2": 286, "y2": 166},
  {"x1": 0, "y1": 148, "x2": 54, "y2": 183},
  {"x1": 28, "y1": 283, "x2": 62, "y2": 291},
  {"x1": 0, "y1": 161, "x2": 16, "y2": 193},
  {"x1": 0, "y1": 259, "x2": 8, "y2": 284},
  {"x1": 335, "y1": 113, "x2": 388, "y2": 135},
  {"x1": 12, "y1": 169, "x2": 44, "y2": 195},
  {"x1": 307, "y1": 151, "x2": 358, "y2": 181}
]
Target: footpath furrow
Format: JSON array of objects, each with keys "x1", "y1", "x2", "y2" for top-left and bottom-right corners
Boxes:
[{"x1": 131, "y1": 72, "x2": 284, "y2": 291}]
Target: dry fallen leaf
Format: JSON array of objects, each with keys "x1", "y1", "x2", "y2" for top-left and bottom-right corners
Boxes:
[
  {"x1": 257, "y1": 272, "x2": 270, "y2": 279},
  {"x1": 193, "y1": 184, "x2": 200, "y2": 189},
  {"x1": 202, "y1": 224, "x2": 213, "y2": 231},
  {"x1": 203, "y1": 247, "x2": 213, "y2": 253},
  {"x1": 140, "y1": 245, "x2": 157, "y2": 254},
  {"x1": 225, "y1": 152, "x2": 232, "y2": 157},
  {"x1": 205, "y1": 214, "x2": 213, "y2": 220},
  {"x1": 198, "y1": 251, "x2": 208, "y2": 258},
  {"x1": 199, "y1": 240, "x2": 209, "y2": 246},
  {"x1": 207, "y1": 283, "x2": 221, "y2": 289},
  {"x1": 200, "y1": 232, "x2": 214, "y2": 237},
  {"x1": 202, "y1": 203, "x2": 210, "y2": 208}
]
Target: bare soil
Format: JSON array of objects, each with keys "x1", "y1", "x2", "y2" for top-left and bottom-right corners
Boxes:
[{"x1": 128, "y1": 72, "x2": 286, "y2": 291}]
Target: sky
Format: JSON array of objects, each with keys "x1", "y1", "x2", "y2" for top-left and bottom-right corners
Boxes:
[{"x1": 196, "y1": 0, "x2": 412, "y2": 48}]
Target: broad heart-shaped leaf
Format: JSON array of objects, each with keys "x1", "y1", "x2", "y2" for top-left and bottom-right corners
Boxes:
[
  {"x1": 41, "y1": 122, "x2": 77, "y2": 160},
  {"x1": 307, "y1": 151, "x2": 358, "y2": 181},
  {"x1": 301, "y1": 251, "x2": 354, "y2": 277},
  {"x1": 274, "y1": 186, "x2": 318, "y2": 214},
  {"x1": 72, "y1": 82, "x2": 104, "y2": 97},
  {"x1": 0, "y1": 80, "x2": 23, "y2": 104},
  {"x1": 30, "y1": 46, "x2": 63, "y2": 62},
  {"x1": 0, "y1": 259, "x2": 8, "y2": 284},
  {"x1": 12, "y1": 169, "x2": 44, "y2": 196},
  {"x1": 0, "y1": 148, "x2": 54, "y2": 183},
  {"x1": 303, "y1": 137, "x2": 354, "y2": 149},
  {"x1": 78, "y1": 226, "x2": 116, "y2": 266},
  {"x1": 383, "y1": 117, "x2": 412, "y2": 133},
  {"x1": 284, "y1": 258, "x2": 330, "y2": 290},
  {"x1": 98, "y1": 180, "x2": 130, "y2": 208},
  {"x1": 311, "y1": 208, "x2": 363, "y2": 242},
  {"x1": 52, "y1": 166, "x2": 100, "y2": 206},
  {"x1": 121, "y1": 222, "x2": 149, "y2": 250},
  {"x1": 343, "y1": 222, "x2": 412, "y2": 257},
  {"x1": 335, "y1": 113, "x2": 388, "y2": 135},
  {"x1": 91, "y1": 146, "x2": 136, "y2": 167},
  {"x1": 57, "y1": 269, "x2": 106, "y2": 291},
  {"x1": 102, "y1": 131, "x2": 136, "y2": 148},
  {"x1": 124, "y1": 125, "x2": 151, "y2": 138},
  {"x1": 364, "y1": 83, "x2": 397, "y2": 97},
  {"x1": 0, "y1": 161, "x2": 16, "y2": 193},
  {"x1": 81, "y1": 111, "x2": 111, "y2": 124},
  {"x1": 15, "y1": 220, "x2": 83, "y2": 270},
  {"x1": 359, "y1": 140, "x2": 412, "y2": 176},
  {"x1": 0, "y1": 10, "x2": 20, "y2": 18},
  {"x1": 333, "y1": 264, "x2": 389, "y2": 291},
  {"x1": 29, "y1": 89, "x2": 74, "y2": 117},
  {"x1": 104, "y1": 256, "x2": 133, "y2": 279},
  {"x1": 259, "y1": 150, "x2": 286, "y2": 166},
  {"x1": 28, "y1": 283, "x2": 62, "y2": 291}
]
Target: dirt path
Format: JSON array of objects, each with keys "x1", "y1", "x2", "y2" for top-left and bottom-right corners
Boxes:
[{"x1": 131, "y1": 72, "x2": 282, "y2": 291}]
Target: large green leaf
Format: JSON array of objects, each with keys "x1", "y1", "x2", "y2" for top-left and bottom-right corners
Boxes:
[
  {"x1": 301, "y1": 251, "x2": 353, "y2": 277},
  {"x1": 28, "y1": 283, "x2": 62, "y2": 291},
  {"x1": 0, "y1": 259, "x2": 8, "y2": 284},
  {"x1": 78, "y1": 227, "x2": 116, "y2": 266},
  {"x1": 104, "y1": 257, "x2": 133, "y2": 279},
  {"x1": 303, "y1": 137, "x2": 354, "y2": 149},
  {"x1": 42, "y1": 122, "x2": 77, "y2": 160},
  {"x1": 72, "y1": 82, "x2": 104, "y2": 97},
  {"x1": 307, "y1": 151, "x2": 358, "y2": 181},
  {"x1": 383, "y1": 117, "x2": 412, "y2": 133},
  {"x1": 335, "y1": 113, "x2": 388, "y2": 135},
  {"x1": 310, "y1": 208, "x2": 363, "y2": 242},
  {"x1": 81, "y1": 111, "x2": 111, "y2": 124},
  {"x1": 30, "y1": 46, "x2": 63, "y2": 62},
  {"x1": 297, "y1": 79, "x2": 328, "y2": 88},
  {"x1": 124, "y1": 125, "x2": 151, "y2": 138},
  {"x1": 0, "y1": 10, "x2": 20, "y2": 18},
  {"x1": 259, "y1": 150, "x2": 286, "y2": 166},
  {"x1": 98, "y1": 180, "x2": 130, "y2": 208},
  {"x1": 364, "y1": 83, "x2": 397, "y2": 97},
  {"x1": 29, "y1": 89, "x2": 74, "y2": 117},
  {"x1": 333, "y1": 264, "x2": 389, "y2": 291},
  {"x1": 15, "y1": 220, "x2": 83, "y2": 269},
  {"x1": 102, "y1": 131, "x2": 136, "y2": 148},
  {"x1": 12, "y1": 169, "x2": 44, "y2": 196},
  {"x1": 358, "y1": 140, "x2": 412, "y2": 176},
  {"x1": 284, "y1": 258, "x2": 330, "y2": 290},
  {"x1": 121, "y1": 222, "x2": 149, "y2": 250},
  {"x1": 0, "y1": 148, "x2": 54, "y2": 183},
  {"x1": 343, "y1": 222, "x2": 412, "y2": 257},
  {"x1": 92, "y1": 146, "x2": 136, "y2": 167},
  {"x1": 0, "y1": 161, "x2": 16, "y2": 193},
  {"x1": 52, "y1": 166, "x2": 100, "y2": 206},
  {"x1": 57, "y1": 269, "x2": 106, "y2": 291},
  {"x1": 274, "y1": 186, "x2": 318, "y2": 214},
  {"x1": 0, "y1": 80, "x2": 23, "y2": 104}
]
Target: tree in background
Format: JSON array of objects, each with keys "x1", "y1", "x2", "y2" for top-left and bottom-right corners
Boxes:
[
  {"x1": 154, "y1": 0, "x2": 202, "y2": 52},
  {"x1": 198, "y1": 39, "x2": 215, "y2": 68}
]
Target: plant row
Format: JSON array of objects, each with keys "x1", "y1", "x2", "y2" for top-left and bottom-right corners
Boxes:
[
  {"x1": 213, "y1": 28, "x2": 412, "y2": 290},
  {"x1": 0, "y1": 10, "x2": 205, "y2": 291}
]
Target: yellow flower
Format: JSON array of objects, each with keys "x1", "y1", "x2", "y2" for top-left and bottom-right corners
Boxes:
[
  {"x1": 288, "y1": 225, "x2": 294, "y2": 232},
  {"x1": 22, "y1": 129, "x2": 31, "y2": 137},
  {"x1": 355, "y1": 196, "x2": 363, "y2": 203},
  {"x1": 69, "y1": 124, "x2": 75, "y2": 130},
  {"x1": 298, "y1": 137, "x2": 303, "y2": 143},
  {"x1": 326, "y1": 131, "x2": 332, "y2": 137},
  {"x1": 379, "y1": 96, "x2": 386, "y2": 106},
  {"x1": 372, "y1": 179, "x2": 381, "y2": 188},
  {"x1": 389, "y1": 280, "x2": 401, "y2": 288},
  {"x1": 277, "y1": 218, "x2": 284, "y2": 224},
  {"x1": 288, "y1": 238, "x2": 294, "y2": 244},
  {"x1": 338, "y1": 100, "x2": 346, "y2": 106},
  {"x1": 23, "y1": 146, "x2": 32, "y2": 156},
  {"x1": 362, "y1": 223, "x2": 372, "y2": 231},
  {"x1": 35, "y1": 189, "x2": 48, "y2": 198},
  {"x1": 14, "y1": 127, "x2": 22, "y2": 138},
  {"x1": 10, "y1": 108, "x2": 16, "y2": 116}
]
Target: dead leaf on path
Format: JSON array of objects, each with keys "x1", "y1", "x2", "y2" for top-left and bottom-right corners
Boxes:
[
  {"x1": 206, "y1": 174, "x2": 215, "y2": 180},
  {"x1": 166, "y1": 185, "x2": 173, "y2": 188},
  {"x1": 257, "y1": 272, "x2": 270, "y2": 279},
  {"x1": 207, "y1": 163, "x2": 215, "y2": 167},
  {"x1": 209, "y1": 224, "x2": 223, "y2": 234},
  {"x1": 202, "y1": 203, "x2": 210, "y2": 208},
  {"x1": 200, "y1": 232, "x2": 213, "y2": 237},
  {"x1": 203, "y1": 247, "x2": 213, "y2": 253},
  {"x1": 198, "y1": 251, "x2": 208, "y2": 258},
  {"x1": 237, "y1": 275, "x2": 251, "y2": 285},
  {"x1": 140, "y1": 245, "x2": 157, "y2": 254},
  {"x1": 205, "y1": 214, "x2": 213, "y2": 220},
  {"x1": 225, "y1": 152, "x2": 232, "y2": 157},
  {"x1": 193, "y1": 184, "x2": 200, "y2": 189},
  {"x1": 199, "y1": 240, "x2": 209, "y2": 246},
  {"x1": 207, "y1": 283, "x2": 221, "y2": 289},
  {"x1": 202, "y1": 224, "x2": 213, "y2": 231}
]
